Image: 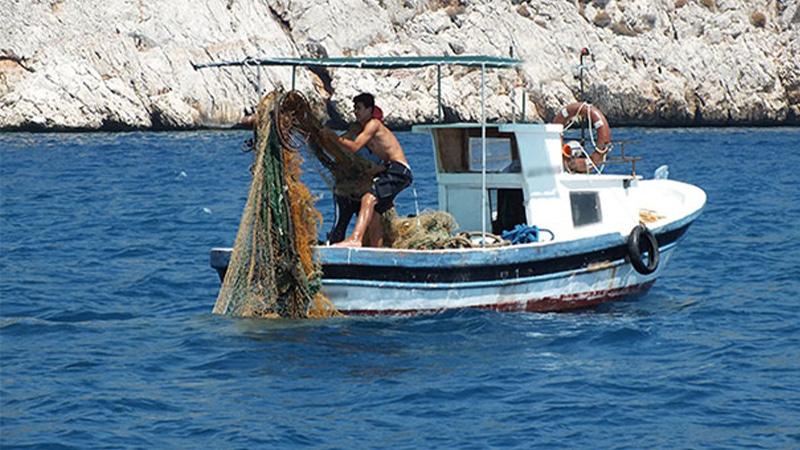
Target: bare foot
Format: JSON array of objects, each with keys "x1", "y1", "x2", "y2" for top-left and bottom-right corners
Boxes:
[{"x1": 332, "y1": 238, "x2": 362, "y2": 248}]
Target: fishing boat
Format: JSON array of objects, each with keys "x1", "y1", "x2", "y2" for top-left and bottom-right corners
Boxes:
[{"x1": 199, "y1": 55, "x2": 706, "y2": 314}]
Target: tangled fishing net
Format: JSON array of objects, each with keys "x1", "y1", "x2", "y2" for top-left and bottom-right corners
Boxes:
[
  {"x1": 213, "y1": 91, "x2": 339, "y2": 319},
  {"x1": 275, "y1": 91, "x2": 383, "y2": 198},
  {"x1": 382, "y1": 209, "x2": 507, "y2": 249}
]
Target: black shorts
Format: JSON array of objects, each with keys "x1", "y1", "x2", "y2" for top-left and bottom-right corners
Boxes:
[{"x1": 370, "y1": 161, "x2": 413, "y2": 214}]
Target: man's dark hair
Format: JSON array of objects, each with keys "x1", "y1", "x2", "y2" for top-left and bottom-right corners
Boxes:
[{"x1": 353, "y1": 93, "x2": 375, "y2": 109}]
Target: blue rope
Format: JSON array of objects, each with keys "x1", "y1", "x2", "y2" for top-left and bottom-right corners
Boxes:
[{"x1": 502, "y1": 224, "x2": 540, "y2": 244}]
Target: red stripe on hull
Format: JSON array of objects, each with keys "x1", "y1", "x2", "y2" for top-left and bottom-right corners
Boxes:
[{"x1": 342, "y1": 281, "x2": 655, "y2": 316}]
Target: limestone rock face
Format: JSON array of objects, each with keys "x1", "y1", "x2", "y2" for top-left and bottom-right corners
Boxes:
[{"x1": 1, "y1": 0, "x2": 797, "y2": 130}]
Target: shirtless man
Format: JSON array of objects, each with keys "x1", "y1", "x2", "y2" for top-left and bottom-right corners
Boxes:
[{"x1": 328, "y1": 93, "x2": 412, "y2": 247}]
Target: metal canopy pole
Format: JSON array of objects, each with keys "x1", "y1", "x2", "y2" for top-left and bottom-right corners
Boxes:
[
  {"x1": 509, "y1": 46, "x2": 515, "y2": 124},
  {"x1": 291, "y1": 65, "x2": 296, "y2": 91},
  {"x1": 244, "y1": 59, "x2": 258, "y2": 96},
  {"x1": 480, "y1": 63, "x2": 487, "y2": 246},
  {"x1": 257, "y1": 66, "x2": 262, "y2": 95},
  {"x1": 437, "y1": 65, "x2": 442, "y2": 122}
]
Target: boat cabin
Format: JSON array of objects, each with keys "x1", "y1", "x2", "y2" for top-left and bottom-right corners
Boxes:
[{"x1": 413, "y1": 122, "x2": 637, "y2": 242}]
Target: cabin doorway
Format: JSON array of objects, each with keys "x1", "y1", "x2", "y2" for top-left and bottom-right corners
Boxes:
[{"x1": 490, "y1": 188, "x2": 527, "y2": 235}]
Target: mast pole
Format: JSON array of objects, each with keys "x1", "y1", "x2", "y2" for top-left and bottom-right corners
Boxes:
[{"x1": 480, "y1": 63, "x2": 487, "y2": 246}]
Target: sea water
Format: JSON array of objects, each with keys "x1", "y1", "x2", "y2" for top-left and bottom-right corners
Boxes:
[{"x1": 1, "y1": 128, "x2": 799, "y2": 448}]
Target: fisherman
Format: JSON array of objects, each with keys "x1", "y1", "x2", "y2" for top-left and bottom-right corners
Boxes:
[{"x1": 326, "y1": 93, "x2": 412, "y2": 247}]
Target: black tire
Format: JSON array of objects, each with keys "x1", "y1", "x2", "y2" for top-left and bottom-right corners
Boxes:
[{"x1": 627, "y1": 225, "x2": 660, "y2": 275}]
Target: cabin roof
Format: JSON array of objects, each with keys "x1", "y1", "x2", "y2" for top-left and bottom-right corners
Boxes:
[
  {"x1": 193, "y1": 55, "x2": 522, "y2": 70},
  {"x1": 411, "y1": 123, "x2": 560, "y2": 133},
  {"x1": 411, "y1": 122, "x2": 504, "y2": 133}
]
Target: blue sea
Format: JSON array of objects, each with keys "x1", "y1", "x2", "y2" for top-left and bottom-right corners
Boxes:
[{"x1": 1, "y1": 127, "x2": 799, "y2": 449}]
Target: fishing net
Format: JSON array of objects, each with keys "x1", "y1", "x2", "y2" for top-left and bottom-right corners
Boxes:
[
  {"x1": 639, "y1": 208, "x2": 665, "y2": 223},
  {"x1": 275, "y1": 91, "x2": 383, "y2": 198},
  {"x1": 382, "y1": 209, "x2": 508, "y2": 250},
  {"x1": 213, "y1": 91, "x2": 338, "y2": 319}
]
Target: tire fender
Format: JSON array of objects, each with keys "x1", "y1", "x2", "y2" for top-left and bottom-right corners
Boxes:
[{"x1": 627, "y1": 224, "x2": 660, "y2": 275}]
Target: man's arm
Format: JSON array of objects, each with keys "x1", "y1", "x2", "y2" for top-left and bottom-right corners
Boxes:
[
  {"x1": 342, "y1": 122, "x2": 362, "y2": 140},
  {"x1": 336, "y1": 120, "x2": 378, "y2": 153}
]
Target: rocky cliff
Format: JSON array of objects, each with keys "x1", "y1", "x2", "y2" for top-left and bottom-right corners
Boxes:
[{"x1": 1, "y1": 0, "x2": 798, "y2": 130}]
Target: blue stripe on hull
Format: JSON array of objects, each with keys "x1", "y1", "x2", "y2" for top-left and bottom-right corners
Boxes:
[{"x1": 322, "y1": 224, "x2": 689, "y2": 283}]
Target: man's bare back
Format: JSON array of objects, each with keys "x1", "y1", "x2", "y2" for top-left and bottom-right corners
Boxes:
[{"x1": 364, "y1": 121, "x2": 408, "y2": 165}]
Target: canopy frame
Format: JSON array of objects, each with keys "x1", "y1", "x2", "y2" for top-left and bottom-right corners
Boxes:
[{"x1": 192, "y1": 55, "x2": 521, "y2": 70}]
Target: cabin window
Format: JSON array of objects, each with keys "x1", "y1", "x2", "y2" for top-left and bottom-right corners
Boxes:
[
  {"x1": 468, "y1": 137, "x2": 517, "y2": 173},
  {"x1": 433, "y1": 128, "x2": 520, "y2": 173},
  {"x1": 570, "y1": 191, "x2": 602, "y2": 226}
]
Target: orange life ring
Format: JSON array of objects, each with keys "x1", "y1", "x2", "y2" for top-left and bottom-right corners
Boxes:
[{"x1": 552, "y1": 102, "x2": 612, "y2": 172}]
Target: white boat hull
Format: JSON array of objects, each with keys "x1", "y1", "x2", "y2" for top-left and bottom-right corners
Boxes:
[{"x1": 322, "y1": 248, "x2": 673, "y2": 314}]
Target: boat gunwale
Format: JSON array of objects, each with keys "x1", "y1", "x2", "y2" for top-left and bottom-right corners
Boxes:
[
  {"x1": 315, "y1": 205, "x2": 702, "y2": 264},
  {"x1": 211, "y1": 206, "x2": 700, "y2": 261}
]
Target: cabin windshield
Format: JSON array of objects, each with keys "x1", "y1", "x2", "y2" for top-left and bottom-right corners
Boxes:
[{"x1": 433, "y1": 128, "x2": 520, "y2": 174}]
